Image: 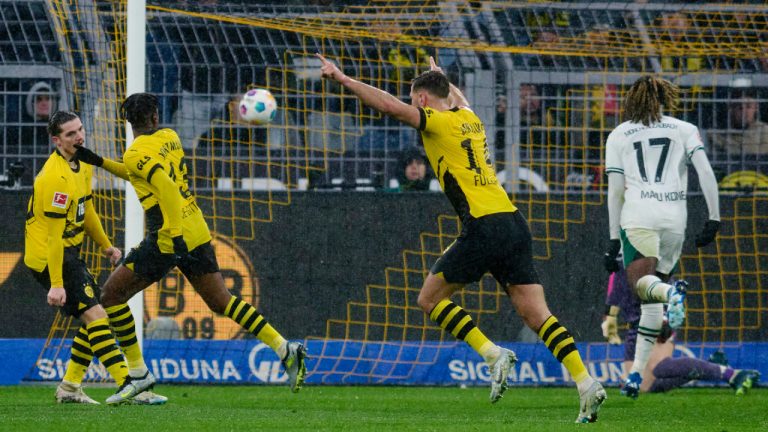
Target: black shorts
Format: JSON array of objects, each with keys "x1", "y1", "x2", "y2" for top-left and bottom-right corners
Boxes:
[
  {"x1": 123, "y1": 234, "x2": 220, "y2": 283},
  {"x1": 431, "y1": 211, "x2": 540, "y2": 287},
  {"x1": 29, "y1": 247, "x2": 100, "y2": 318}
]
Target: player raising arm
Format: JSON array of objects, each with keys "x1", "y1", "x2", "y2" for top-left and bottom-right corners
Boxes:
[
  {"x1": 75, "y1": 93, "x2": 307, "y2": 401},
  {"x1": 603, "y1": 76, "x2": 721, "y2": 399},
  {"x1": 317, "y1": 54, "x2": 606, "y2": 423}
]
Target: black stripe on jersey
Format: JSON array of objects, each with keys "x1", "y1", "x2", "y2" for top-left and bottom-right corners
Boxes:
[
  {"x1": 62, "y1": 226, "x2": 84, "y2": 239},
  {"x1": 442, "y1": 170, "x2": 472, "y2": 224},
  {"x1": 146, "y1": 163, "x2": 162, "y2": 183},
  {"x1": 418, "y1": 107, "x2": 427, "y2": 131},
  {"x1": 138, "y1": 192, "x2": 154, "y2": 202},
  {"x1": 84, "y1": 194, "x2": 92, "y2": 201},
  {"x1": 44, "y1": 211, "x2": 66, "y2": 219}
]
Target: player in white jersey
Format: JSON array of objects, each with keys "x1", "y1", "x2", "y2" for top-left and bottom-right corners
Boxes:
[{"x1": 603, "y1": 76, "x2": 721, "y2": 399}]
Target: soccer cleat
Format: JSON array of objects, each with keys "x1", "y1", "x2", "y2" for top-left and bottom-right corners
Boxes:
[
  {"x1": 730, "y1": 370, "x2": 760, "y2": 395},
  {"x1": 620, "y1": 371, "x2": 642, "y2": 399},
  {"x1": 105, "y1": 371, "x2": 157, "y2": 405},
  {"x1": 489, "y1": 348, "x2": 517, "y2": 403},
  {"x1": 708, "y1": 350, "x2": 729, "y2": 366},
  {"x1": 281, "y1": 341, "x2": 307, "y2": 393},
  {"x1": 575, "y1": 381, "x2": 607, "y2": 423},
  {"x1": 55, "y1": 382, "x2": 100, "y2": 405},
  {"x1": 666, "y1": 280, "x2": 688, "y2": 329},
  {"x1": 131, "y1": 390, "x2": 168, "y2": 405}
]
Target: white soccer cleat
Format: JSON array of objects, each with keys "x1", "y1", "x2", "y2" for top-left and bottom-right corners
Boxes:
[
  {"x1": 281, "y1": 341, "x2": 307, "y2": 393},
  {"x1": 489, "y1": 348, "x2": 517, "y2": 403},
  {"x1": 105, "y1": 371, "x2": 157, "y2": 405},
  {"x1": 576, "y1": 381, "x2": 607, "y2": 423},
  {"x1": 667, "y1": 280, "x2": 688, "y2": 329},
  {"x1": 131, "y1": 390, "x2": 168, "y2": 405},
  {"x1": 55, "y1": 382, "x2": 100, "y2": 405}
]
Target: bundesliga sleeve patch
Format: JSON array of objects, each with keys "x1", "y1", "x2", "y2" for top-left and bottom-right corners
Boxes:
[{"x1": 52, "y1": 192, "x2": 69, "y2": 209}]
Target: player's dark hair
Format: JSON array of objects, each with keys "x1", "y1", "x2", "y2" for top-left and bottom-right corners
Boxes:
[
  {"x1": 624, "y1": 75, "x2": 679, "y2": 126},
  {"x1": 121, "y1": 92, "x2": 159, "y2": 128},
  {"x1": 47, "y1": 110, "x2": 80, "y2": 136},
  {"x1": 412, "y1": 71, "x2": 450, "y2": 99}
]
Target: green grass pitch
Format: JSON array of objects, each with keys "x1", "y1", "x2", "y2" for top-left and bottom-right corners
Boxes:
[{"x1": 0, "y1": 385, "x2": 765, "y2": 431}]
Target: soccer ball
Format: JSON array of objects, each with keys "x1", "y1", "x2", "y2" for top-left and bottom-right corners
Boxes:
[{"x1": 239, "y1": 88, "x2": 277, "y2": 124}]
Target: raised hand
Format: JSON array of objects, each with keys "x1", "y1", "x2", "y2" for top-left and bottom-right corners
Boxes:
[
  {"x1": 429, "y1": 56, "x2": 443, "y2": 74},
  {"x1": 315, "y1": 53, "x2": 347, "y2": 83}
]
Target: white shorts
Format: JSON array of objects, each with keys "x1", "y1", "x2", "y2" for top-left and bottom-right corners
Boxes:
[{"x1": 620, "y1": 227, "x2": 684, "y2": 275}]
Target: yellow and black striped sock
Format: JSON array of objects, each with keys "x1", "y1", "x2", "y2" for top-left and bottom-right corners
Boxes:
[
  {"x1": 429, "y1": 299, "x2": 497, "y2": 361},
  {"x1": 225, "y1": 296, "x2": 286, "y2": 355},
  {"x1": 63, "y1": 325, "x2": 93, "y2": 385},
  {"x1": 537, "y1": 315, "x2": 589, "y2": 383},
  {"x1": 105, "y1": 304, "x2": 147, "y2": 375},
  {"x1": 86, "y1": 317, "x2": 128, "y2": 386}
]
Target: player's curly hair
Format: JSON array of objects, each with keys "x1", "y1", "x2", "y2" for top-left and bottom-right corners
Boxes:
[
  {"x1": 624, "y1": 75, "x2": 680, "y2": 126},
  {"x1": 47, "y1": 110, "x2": 80, "y2": 136},
  {"x1": 412, "y1": 71, "x2": 450, "y2": 99},
  {"x1": 121, "y1": 92, "x2": 159, "y2": 128}
]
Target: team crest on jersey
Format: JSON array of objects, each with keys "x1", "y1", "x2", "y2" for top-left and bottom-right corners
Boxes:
[
  {"x1": 84, "y1": 285, "x2": 94, "y2": 298},
  {"x1": 51, "y1": 192, "x2": 68, "y2": 209}
]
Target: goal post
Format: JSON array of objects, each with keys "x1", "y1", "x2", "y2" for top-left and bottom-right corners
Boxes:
[{"x1": 125, "y1": 0, "x2": 146, "y2": 347}]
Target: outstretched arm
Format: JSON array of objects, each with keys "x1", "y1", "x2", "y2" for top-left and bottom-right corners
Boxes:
[
  {"x1": 75, "y1": 145, "x2": 130, "y2": 180},
  {"x1": 428, "y1": 56, "x2": 469, "y2": 108},
  {"x1": 316, "y1": 53, "x2": 421, "y2": 129}
]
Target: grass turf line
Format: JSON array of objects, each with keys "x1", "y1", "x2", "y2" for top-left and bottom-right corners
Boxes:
[{"x1": 0, "y1": 385, "x2": 765, "y2": 431}]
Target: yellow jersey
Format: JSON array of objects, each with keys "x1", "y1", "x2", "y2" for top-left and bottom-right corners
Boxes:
[
  {"x1": 124, "y1": 128, "x2": 211, "y2": 253},
  {"x1": 418, "y1": 106, "x2": 516, "y2": 222},
  {"x1": 24, "y1": 151, "x2": 92, "y2": 275}
]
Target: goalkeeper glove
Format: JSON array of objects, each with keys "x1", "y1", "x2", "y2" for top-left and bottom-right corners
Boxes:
[
  {"x1": 74, "y1": 145, "x2": 104, "y2": 167},
  {"x1": 603, "y1": 239, "x2": 621, "y2": 273},
  {"x1": 601, "y1": 315, "x2": 621, "y2": 345},
  {"x1": 695, "y1": 220, "x2": 720, "y2": 248}
]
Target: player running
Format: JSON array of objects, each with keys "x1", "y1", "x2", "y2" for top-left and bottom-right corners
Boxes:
[{"x1": 603, "y1": 75, "x2": 721, "y2": 399}]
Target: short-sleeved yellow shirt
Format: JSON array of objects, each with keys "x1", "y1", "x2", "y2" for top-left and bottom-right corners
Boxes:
[
  {"x1": 418, "y1": 106, "x2": 516, "y2": 223},
  {"x1": 124, "y1": 128, "x2": 211, "y2": 253}
]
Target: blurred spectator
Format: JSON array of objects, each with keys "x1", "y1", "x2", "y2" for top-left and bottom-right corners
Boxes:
[
  {"x1": 4, "y1": 81, "x2": 56, "y2": 184},
  {"x1": 657, "y1": 12, "x2": 702, "y2": 72},
  {"x1": 709, "y1": 89, "x2": 768, "y2": 174},
  {"x1": 388, "y1": 147, "x2": 431, "y2": 192}
]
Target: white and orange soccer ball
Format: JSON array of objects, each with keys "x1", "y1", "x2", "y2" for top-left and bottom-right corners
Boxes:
[{"x1": 239, "y1": 88, "x2": 277, "y2": 124}]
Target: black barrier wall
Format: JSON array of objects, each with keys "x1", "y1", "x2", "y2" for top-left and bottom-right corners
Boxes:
[{"x1": 1, "y1": 191, "x2": 765, "y2": 342}]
